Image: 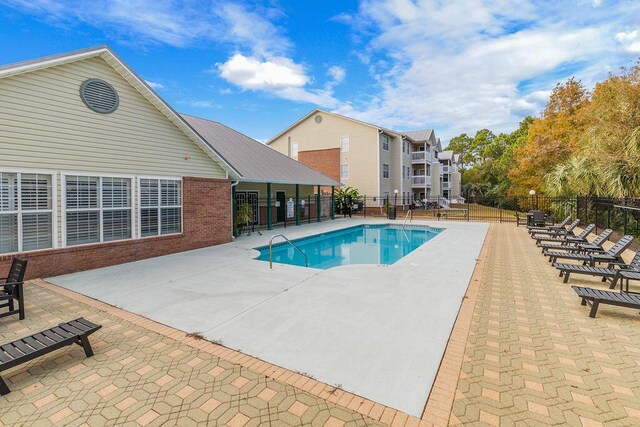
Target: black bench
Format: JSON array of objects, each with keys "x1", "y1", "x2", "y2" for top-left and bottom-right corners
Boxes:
[
  {"x1": 0, "y1": 317, "x2": 101, "y2": 395},
  {"x1": 0, "y1": 259, "x2": 28, "y2": 320},
  {"x1": 572, "y1": 286, "x2": 640, "y2": 318}
]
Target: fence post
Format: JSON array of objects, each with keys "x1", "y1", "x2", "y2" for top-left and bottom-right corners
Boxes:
[
  {"x1": 308, "y1": 195, "x2": 311, "y2": 224},
  {"x1": 499, "y1": 203, "x2": 502, "y2": 223},
  {"x1": 624, "y1": 197, "x2": 628, "y2": 234},
  {"x1": 364, "y1": 196, "x2": 367, "y2": 218}
]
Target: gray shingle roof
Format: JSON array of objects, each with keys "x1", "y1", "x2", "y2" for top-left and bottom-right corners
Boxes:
[
  {"x1": 182, "y1": 114, "x2": 341, "y2": 186},
  {"x1": 402, "y1": 129, "x2": 434, "y2": 141},
  {"x1": 438, "y1": 150, "x2": 454, "y2": 161}
]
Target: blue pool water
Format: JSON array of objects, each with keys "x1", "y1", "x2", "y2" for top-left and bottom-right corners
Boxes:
[{"x1": 256, "y1": 224, "x2": 442, "y2": 269}]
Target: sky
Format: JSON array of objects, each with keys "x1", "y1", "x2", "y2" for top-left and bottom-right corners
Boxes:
[{"x1": 1, "y1": 0, "x2": 639, "y2": 145}]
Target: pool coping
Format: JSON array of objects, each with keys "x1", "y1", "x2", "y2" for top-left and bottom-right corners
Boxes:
[{"x1": 32, "y1": 221, "x2": 493, "y2": 426}]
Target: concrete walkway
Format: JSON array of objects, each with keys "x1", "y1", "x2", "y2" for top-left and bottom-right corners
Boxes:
[{"x1": 49, "y1": 218, "x2": 488, "y2": 417}]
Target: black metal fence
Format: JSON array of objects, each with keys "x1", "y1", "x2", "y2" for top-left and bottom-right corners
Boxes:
[{"x1": 234, "y1": 192, "x2": 640, "y2": 238}]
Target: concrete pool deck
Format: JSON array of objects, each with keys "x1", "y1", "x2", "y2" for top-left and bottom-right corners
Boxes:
[{"x1": 48, "y1": 218, "x2": 489, "y2": 417}]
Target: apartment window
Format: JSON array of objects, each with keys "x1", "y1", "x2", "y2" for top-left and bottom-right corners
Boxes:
[
  {"x1": 65, "y1": 176, "x2": 132, "y2": 246},
  {"x1": 402, "y1": 167, "x2": 406, "y2": 179},
  {"x1": 383, "y1": 191, "x2": 389, "y2": 201},
  {"x1": 0, "y1": 172, "x2": 54, "y2": 254},
  {"x1": 382, "y1": 135, "x2": 389, "y2": 151},
  {"x1": 406, "y1": 166, "x2": 410, "y2": 179},
  {"x1": 140, "y1": 179, "x2": 182, "y2": 237},
  {"x1": 340, "y1": 164, "x2": 349, "y2": 180},
  {"x1": 291, "y1": 143, "x2": 299, "y2": 160},
  {"x1": 382, "y1": 163, "x2": 390, "y2": 179},
  {"x1": 340, "y1": 136, "x2": 350, "y2": 152}
]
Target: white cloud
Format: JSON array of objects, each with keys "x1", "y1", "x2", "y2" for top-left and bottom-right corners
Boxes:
[
  {"x1": 217, "y1": 54, "x2": 338, "y2": 106},
  {"x1": 327, "y1": 66, "x2": 346, "y2": 84},
  {"x1": 334, "y1": 0, "x2": 640, "y2": 141},
  {"x1": 218, "y1": 54, "x2": 308, "y2": 90},
  {"x1": 615, "y1": 30, "x2": 640, "y2": 53},
  {"x1": 1, "y1": 1, "x2": 289, "y2": 52},
  {"x1": 145, "y1": 80, "x2": 165, "y2": 90},
  {"x1": 189, "y1": 100, "x2": 220, "y2": 108},
  {"x1": 4, "y1": 0, "x2": 341, "y2": 107}
]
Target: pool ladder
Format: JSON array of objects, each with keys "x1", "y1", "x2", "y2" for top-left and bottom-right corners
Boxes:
[
  {"x1": 401, "y1": 210, "x2": 413, "y2": 230},
  {"x1": 268, "y1": 234, "x2": 309, "y2": 269}
]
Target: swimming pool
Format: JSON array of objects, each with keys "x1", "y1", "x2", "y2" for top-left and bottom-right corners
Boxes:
[{"x1": 256, "y1": 224, "x2": 442, "y2": 269}]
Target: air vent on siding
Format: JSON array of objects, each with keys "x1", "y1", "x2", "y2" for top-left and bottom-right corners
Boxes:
[{"x1": 79, "y1": 79, "x2": 119, "y2": 114}]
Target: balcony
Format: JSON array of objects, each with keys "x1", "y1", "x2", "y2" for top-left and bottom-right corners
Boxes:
[
  {"x1": 411, "y1": 175, "x2": 432, "y2": 187},
  {"x1": 411, "y1": 151, "x2": 433, "y2": 163},
  {"x1": 442, "y1": 182, "x2": 451, "y2": 189},
  {"x1": 441, "y1": 165, "x2": 451, "y2": 174}
]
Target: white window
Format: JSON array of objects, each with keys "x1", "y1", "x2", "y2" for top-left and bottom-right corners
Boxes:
[
  {"x1": 382, "y1": 135, "x2": 389, "y2": 151},
  {"x1": 383, "y1": 191, "x2": 389, "y2": 201},
  {"x1": 65, "y1": 175, "x2": 132, "y2": 246},
  {"x1": 0, "y1": 172, "x2": 54, "y2": 254},
  {"x1": 139, "y1": 178, "x2": 182, "y2": 237},
  {"x1": 407, "y1": 166, "x2": 411, "y2": 178},
  {"x1": 340, "y1": 164, "x2": 349, "y2": 180},
  {"x1": 402, "y1": 142, "x2": 406, "y2": 154},
  {"x1": 340, "y1": 136, "x2": 350, "y2": 152},
  {"x1": 382, "y1": 163, "x2": 389, "y2": 179},
  {"x1": 402, "y1": 167, "x2": 405, "y2": 179},
  {"x1": 291, "y1": 143, "x2": 299, "y2": 160}
]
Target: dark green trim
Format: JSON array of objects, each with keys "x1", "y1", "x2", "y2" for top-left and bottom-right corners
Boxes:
[
  {"x1": 331, "y1": 186, "x2": 335, "y2": 220},
  {"x1": 295, "y1": 184, "x2": 300, "y2": 226},
  {"x1": 317, "y1": 185, "x2": 321, "y2": 222},
  {"x1": 267, "y1": 183, "x2": 272, "y2": 230}
]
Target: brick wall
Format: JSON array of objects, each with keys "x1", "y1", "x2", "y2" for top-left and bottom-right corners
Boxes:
[
  {"x1": 0, "y1": 177, "x2": 231, "y2": 280},
  {"x1": 298, "y1": 148, "x2": 341, "y2": 183}
]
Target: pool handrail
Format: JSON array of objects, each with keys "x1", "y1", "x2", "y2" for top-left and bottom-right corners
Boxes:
[
  {"x1": 401, "y1": 210, "x2": 413, "y2": 230},
  {"x1": 269, "y1": 234, "x2": 309, "y2": 269}
]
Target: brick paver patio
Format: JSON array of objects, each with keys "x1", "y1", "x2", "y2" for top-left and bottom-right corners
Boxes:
[
  {"x1": 450, "y1": 224, "x2": 640, "y2": 426},
  {"x1": 2, "y1": 223, "x2": 640, "y2": 426}
]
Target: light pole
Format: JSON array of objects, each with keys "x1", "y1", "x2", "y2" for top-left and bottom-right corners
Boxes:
[
  {"x1": 529, "y1": 189, "x2": 536, "y2": 211},
  {"x1": 394, "y1": 189, "x2": 399, "y2": 210}
]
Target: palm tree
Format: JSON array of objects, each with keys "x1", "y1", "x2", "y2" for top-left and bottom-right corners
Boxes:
[{"x1": 545, "y1": 127, "x2": 640, "y2": 197}]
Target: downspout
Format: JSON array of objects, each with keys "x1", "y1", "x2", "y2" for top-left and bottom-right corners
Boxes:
[{"x1": 231, "y1": 180, "x2": 239, "y2": 239}]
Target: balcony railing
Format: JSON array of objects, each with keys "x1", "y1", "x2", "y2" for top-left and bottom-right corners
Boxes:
[
  {"x1": 411, "y1": 151, "x2": 433, "y2": 163},
  {"x1": 441, "y1": 165, "x2": 451, "y2": 173},
  {"x1": 442, "y1": 182, "x2": 451, "y2": 189},
  {"x1": 411, "y1": 175, "x2": 432, "y2": 187}
]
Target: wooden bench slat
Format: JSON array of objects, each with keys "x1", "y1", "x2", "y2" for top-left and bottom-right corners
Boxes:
[
  {"x1": 1, "y1": 345, "x2": 23, "y2": 359},
  {"x1": 42, "y1": 330, "x2": 66, "y2": 344},
  {"x1": 0, "y1": 351, "x2": 12, "y2": 363},
  {"x1": 12, "y1": 341, "x2": 35, "y2": 356},
  {"x1": 32, "y1": 333, "x2": 56, "y2": 346},
  {"x1": 74, "y1": 318, "x2": 99, "y2": 331},
  {"x1": 58, "y1": 323, "x2": 85, "y2": 336},
  {"x1": 51, "y1": 326, "x2": 75, "y2": 339},
  {"x1": 22, "y1": 336, "x2": 45, "y2": 351},
  {"x1": 70, "y1": 319, "x2": 95, "y2": 332}
]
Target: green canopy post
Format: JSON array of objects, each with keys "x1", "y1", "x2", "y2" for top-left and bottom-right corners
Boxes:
[
  {"x1": 267, "y1": 183, "x2": 272, "y2": 230},
  {"x1": 331, "y1": 186, "x2": 335, "y2": 220},
  {"x1": 295, "y1": 184, "x2": 300, "y2": 226},
  {"x1": 317, "y1": 185, "x2": 321, "y2": 222}
]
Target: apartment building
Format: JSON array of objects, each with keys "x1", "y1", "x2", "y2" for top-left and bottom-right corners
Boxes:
[
  {"x1": 437, "y1": 149, "x2": 463, "y2": 202},
  {"x1": 268, "y1": 109, "x2": 463, "y2": 206}
]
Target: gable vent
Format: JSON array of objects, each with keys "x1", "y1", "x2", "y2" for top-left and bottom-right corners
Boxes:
[{"x1": 79, "y1": 79, "x2": 119, "y2": 114}]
